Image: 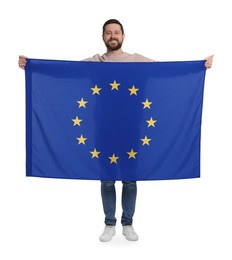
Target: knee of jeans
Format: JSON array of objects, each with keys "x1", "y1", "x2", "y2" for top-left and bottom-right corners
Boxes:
[
  {"x1": 101, "y1": 181, "x2": 115, "y2": 188},
  {"x1": 122, "y1": 181, "x2": 137, "y2": 189}
]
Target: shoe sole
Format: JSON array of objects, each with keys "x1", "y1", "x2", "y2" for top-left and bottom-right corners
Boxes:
[
  {"x1": 99, "y1": 231, "x2": 116, "y2": 242},
  {"x1": 123, "y1": 232, "x2": 139, "y2": 241}
]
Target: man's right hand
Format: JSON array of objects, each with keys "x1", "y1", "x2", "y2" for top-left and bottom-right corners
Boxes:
[{"x1": 18, "y1": 55, "x2": 27, "y2": 69}]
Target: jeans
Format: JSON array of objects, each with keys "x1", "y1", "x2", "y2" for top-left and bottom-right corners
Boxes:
[{"x1": 101, "y1": 181, "x2": 137, "y2": 226}]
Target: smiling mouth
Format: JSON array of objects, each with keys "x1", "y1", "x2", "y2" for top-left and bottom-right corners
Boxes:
[{"x1": 109, "y1": 39, "x2": 118, "y2": 44}]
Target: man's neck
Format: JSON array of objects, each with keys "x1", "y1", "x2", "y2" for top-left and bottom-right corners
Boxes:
[{"x1": 106, "y1": 49, "x2": 123, "y2": 56}]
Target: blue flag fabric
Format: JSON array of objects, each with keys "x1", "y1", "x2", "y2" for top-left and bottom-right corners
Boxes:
[{"x1": 25, "y1": 59, "x2": 206, "y2": 181}]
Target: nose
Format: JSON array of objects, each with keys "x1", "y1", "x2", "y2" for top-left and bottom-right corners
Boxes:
[{"x1": 110, "y1": 33, "x2": 118, "y2": 39}]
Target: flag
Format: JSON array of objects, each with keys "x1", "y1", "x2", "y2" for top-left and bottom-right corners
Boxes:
[{"x1": 25, "y1": 59, "x2": 206, "y2": 181}]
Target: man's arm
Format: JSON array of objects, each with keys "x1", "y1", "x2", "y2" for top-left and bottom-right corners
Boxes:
[{"x1": 18, "y1": 54, "x2": 214, "y2": 69}]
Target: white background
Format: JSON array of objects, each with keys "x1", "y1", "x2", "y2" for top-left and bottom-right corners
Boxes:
[{"x1": 1, "y1": 0, "x2": 231, "y2": 259}]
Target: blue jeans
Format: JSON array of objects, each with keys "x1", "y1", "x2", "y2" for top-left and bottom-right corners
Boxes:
[{"x1": 101, "y1": 181, "x2": 137, "y2": 226}]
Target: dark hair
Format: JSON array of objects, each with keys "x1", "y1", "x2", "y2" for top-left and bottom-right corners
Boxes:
[{"x1": 102, "y1": 19, "x2": 124, "y2": 35}]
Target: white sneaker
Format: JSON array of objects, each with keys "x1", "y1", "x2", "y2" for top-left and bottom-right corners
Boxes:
[
  {"x1": 99, "y1": 225, "x2": 116, "y2": 242},
  {"x1": 123, "y1": 225, "x2": 139, "y2": 241}
]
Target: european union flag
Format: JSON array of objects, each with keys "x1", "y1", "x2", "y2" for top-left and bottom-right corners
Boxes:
[{"x1": 25, "y1": 59, "x2": 206, "y2": 181}]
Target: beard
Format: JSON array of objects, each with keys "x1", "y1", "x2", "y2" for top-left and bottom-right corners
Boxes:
[{"x1": 104, "y1": 38, "x2": 123, "y2": 51}]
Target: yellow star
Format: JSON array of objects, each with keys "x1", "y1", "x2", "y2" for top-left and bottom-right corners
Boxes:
[
  {"x1": 91, "y1": 85, "x2": 101, "y2": 95},
  {"x1": 77, "y1": 98, "x2": 88, "y2": 108},
  {"x1": 76, "y1": 135, "x2": 87, "y2": 145},
  {"x1": 128, "y1": 85, "x2": 139, "y2": 96},
  {"x1": 146, "y1": 117, "x2": 157, "y2": 127},
  {"x1": 110, "y1": 80, "x2": 120, "y2": 91},
  {"x1": 108, "y1": 153, "x2": 119, "y2": 164},
  {"x1": 142, "y1": 99, "x2": 152, "y2": 109},
  {"x1": 72, "y1": 116, "x2": 82, "y2": 126},
  {"x1": 127, "y1": 149, "x2": 137, "y2": 159},
  {"x1": 141, "y1": 135, "x2": 151, "y2": 146},
  {"x1": 90, "y1": 148, "x2": 100, "y2": 158}
]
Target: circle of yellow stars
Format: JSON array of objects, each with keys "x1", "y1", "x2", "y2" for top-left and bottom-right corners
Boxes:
[{"x1": 71, "y1": 80, "x2": 157, "y2": 165}]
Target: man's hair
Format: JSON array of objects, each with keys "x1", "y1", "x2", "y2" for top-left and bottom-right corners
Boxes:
[{"x1": 102, "y1": 19, "x2": 124, "y2": 35}]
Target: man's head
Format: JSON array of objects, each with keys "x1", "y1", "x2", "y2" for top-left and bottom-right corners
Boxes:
[{"x1": 102, "y1": 19, "x2": 125, "y2": 51}]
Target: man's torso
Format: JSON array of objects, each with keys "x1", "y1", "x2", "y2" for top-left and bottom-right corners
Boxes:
[{"x1": 83, "y1": 52, "x2": 154, "y2": 62}]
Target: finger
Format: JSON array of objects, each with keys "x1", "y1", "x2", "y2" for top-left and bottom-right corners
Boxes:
[
  {"x1": 204, "y1": 62, "x2": 212, "y2": 69},
  {"x1": 204, "y1": 54, "x2": 214, "y2": 60},
  {"x1": 18, "y1": 61, "x2": 26, "y2": 69},
  {"x1": 19, "y1": 55, "x2": 27, "y2": 59},
  {"x1": 18, "y1": 55, "x2": 27, "y2": 63}
]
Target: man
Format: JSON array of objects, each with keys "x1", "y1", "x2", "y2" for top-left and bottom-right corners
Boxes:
[{"x1": 18, "y1": 19, "x2": 214, "y2": 242}]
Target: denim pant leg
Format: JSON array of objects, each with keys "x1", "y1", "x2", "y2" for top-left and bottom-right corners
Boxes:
[
  {"x1": 101, "y1": 181, "x2": 117, "y2": 226},
  {"x1": 121, "y1": 181, "x2": 137, "y2": 226}
]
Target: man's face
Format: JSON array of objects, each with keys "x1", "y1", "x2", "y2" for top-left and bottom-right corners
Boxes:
[{"x1": 103, "y1": 23, "x2": 125, "y2": 51}]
